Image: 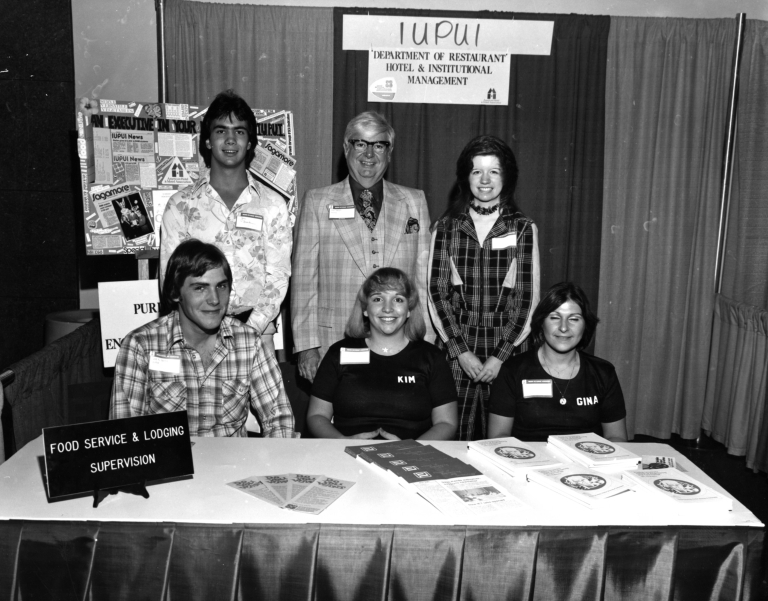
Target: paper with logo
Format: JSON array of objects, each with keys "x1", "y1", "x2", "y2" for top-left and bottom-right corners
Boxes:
[
  {"x1": 621, "y1": 468, "x2": 732, "y2": 511},
  {"x1": 468, "y1": 437, "x2": 562, "y2": 475},
  {"x1": 228, "y1": 473, "x2": 355, "y2": 514},
  {"x1": 547, "y1": 433, "x2": 640, "y2": 473},
  {"x1": 526, "y1": 464, "x2": 631, "y2": 509},
  {"x1": 285, "y1": 473, "x2": 323, "y2": 501}
]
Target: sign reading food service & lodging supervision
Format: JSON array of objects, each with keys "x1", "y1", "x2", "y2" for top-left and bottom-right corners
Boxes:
[{"x1": 343, "y1": 15, "x2": 553, "y2": 106}]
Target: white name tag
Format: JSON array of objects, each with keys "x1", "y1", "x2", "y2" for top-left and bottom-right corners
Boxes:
[
  {"x1": 236, "y1": 212, "x2": 263, "y2": 231},
  {"x1": 340, "y1": 347, "x2": 370, "y2": 364},
  {"x1": 329, "y1": 205, "x2": 355, "y2": 219},
  {"x1": 149, "y1": 352, "x2": 182, "y2": 374},
  {"x1": 522, "y1": 379, "x2": 552, "y2": 398},
  {"x1": 491, "y1": 233, "x2": 517, "y2": 250}
]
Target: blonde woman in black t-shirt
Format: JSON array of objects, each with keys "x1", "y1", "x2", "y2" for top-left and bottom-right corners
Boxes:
[
  {"x1": 488, "y1": 282, "x2": 627, "y2": 442},
  {"x1": 307, "y1": 268, "x2": 458, "y2": 440}
]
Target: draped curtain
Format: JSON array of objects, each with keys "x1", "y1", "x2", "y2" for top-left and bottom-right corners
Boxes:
[
  {"x1": 703, "y1": 294, "x2": 768, "y2": 470},
  {"x1": 721, "y1": 20, "x2": 768, "y2": 310},
  {"x1": 333, "y1": 9, "x2": 609, "y2": 305},
  {"x1": 164, "y1": 0, "x2": 335, "y2": 199},
  {"x1": 596, "y1": 18, "x2": 736, "y2": 439}
]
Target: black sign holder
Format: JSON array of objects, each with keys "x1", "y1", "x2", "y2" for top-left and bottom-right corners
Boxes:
[{"x1": 93, "y1": 480, "x2": 150, "y2": 508}]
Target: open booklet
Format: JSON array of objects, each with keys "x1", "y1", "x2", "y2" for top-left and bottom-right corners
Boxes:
[
  {"x1": 345, "y1": 440, "x2": 528, "y2": 517},
  {"x1": 228, "y1": 473, "x2": 355, "y2": 515}
]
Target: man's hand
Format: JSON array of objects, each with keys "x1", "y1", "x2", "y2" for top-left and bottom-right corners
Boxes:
[{"x1": 298, "y1": 348, "x2": 321, "y2": 382}]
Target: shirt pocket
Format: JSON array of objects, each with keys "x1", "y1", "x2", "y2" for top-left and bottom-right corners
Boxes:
[
  {"x1": 148, "y1": 381, "x2": 187, "y2": 414},
  {"x1": 222, "y1": 379, "x2": 250, "y2": 418}
]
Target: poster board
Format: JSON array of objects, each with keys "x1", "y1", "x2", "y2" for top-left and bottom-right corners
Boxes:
[{"x1": 76, "y1": 98, "x2": 297, "y2": 255}]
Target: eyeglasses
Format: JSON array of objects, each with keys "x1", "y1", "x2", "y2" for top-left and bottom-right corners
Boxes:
[{"x1": 348, "y1": 139, "x2": 391, "y2": 154}]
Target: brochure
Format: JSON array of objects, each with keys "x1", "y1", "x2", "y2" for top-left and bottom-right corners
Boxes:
[
  {"x1": 621, "y1": 468, "x2": 732, "y2": 511},
  {"x1": 526, "y1": 464, "x2": 632, "y2": 509},
  {"x1": 468, "y1": 437, "x2": 562, "y2": 475},
  {"x1": 228, "y1": 473, "x2": 354, "y2": 514},
  {"x1": 547, "y1": 433, "x2": 640, "y2": 473}
]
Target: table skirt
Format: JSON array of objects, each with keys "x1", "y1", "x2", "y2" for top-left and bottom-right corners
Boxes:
[{"x1": 0, "y1": 522, "x2": 762, "y2": 601}]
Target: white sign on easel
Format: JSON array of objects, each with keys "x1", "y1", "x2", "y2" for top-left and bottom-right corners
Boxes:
[{"x1": 98, "y1": 280, "x2": 160, "y2": 368}]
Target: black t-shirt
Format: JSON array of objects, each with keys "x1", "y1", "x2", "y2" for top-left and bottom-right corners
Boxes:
[
  {"x1": 312, "y1": 338, "x2": 458, "y2": 439},
  {"x1": 489, "y1": 348, "x2": 626, "y2": 441}
]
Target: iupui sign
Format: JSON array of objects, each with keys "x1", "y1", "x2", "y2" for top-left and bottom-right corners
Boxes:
[{"x1": 43, "y1": 411, "x2": 194, "y2": 499}]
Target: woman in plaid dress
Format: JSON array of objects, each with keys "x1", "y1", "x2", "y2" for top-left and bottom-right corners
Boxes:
[{"x1": 429, "y1": 136, "x2": 540, "y2": 440}]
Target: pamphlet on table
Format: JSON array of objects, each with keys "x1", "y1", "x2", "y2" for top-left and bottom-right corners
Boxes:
[
  {"x1": 467, "y1": 437, "x2": 562, "y2": 476},
  {"x1": 621, "y1": 468, "x2": 732, "y2": 512},
  {"x1": 547, "y1": 433, "x2": 641, "y2": 473},
  {"x1": 526, "y1": 464, "x2": 631, "y2": 509},
  {"x1": 228, "y1": 473, "x2": 355, "y2": 514}
]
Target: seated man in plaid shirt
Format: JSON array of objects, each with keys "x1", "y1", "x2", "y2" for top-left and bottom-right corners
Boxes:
[{"x1": 109, "y1": 239, "x2": 296, "y2": 438}]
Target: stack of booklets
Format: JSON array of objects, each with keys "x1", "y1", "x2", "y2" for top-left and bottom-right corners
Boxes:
[
  {"x1": 467, "y1": 437, "x2": 562, "y2": 476},
  {"x1": 547, "y1": 433, "x2": 641, "y2": 473},
  {"x1": 526, "y1": 464, "x2": 632, "y2": 509},
  {"x1": 345, "y1": 440, "x2": 528, "y2": 517},
  {"x1": 227, "y1": 473, "x2": 355, "y2": 514},
  {"x1": 621, "y1": 468, "x2": 732, "y2": 512}
]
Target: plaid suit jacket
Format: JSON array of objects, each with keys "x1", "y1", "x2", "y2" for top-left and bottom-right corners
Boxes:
[{"x1": 291, "y1": 177, "x2": 433, "y2": 356}]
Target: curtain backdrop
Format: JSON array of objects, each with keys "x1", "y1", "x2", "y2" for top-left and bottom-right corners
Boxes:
[
  {"x1": 596, "y1": 18, "x2": 736, "y2": 439},
  {"x1": 703, "y1": 294, "x2": 768, "y2": 470},
  {"x1": 721, "y1": 20, "x2": 768, "y2": 311},
  {"x1": 164, "y1": 0, "x2": 334, "y2": 198},
  {"x1": 333, "y1": 9, "x2": 609, "y2": 306}
]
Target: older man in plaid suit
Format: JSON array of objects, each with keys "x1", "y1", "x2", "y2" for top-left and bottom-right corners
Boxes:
[{"x1": 291, "y1": 111, "x2": 433, "y2": 381}]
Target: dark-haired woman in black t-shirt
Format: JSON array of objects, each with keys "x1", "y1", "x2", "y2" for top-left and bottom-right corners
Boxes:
[
  {"x1": 488, "y1": 282, "x2": 627, "y2": 442},
  {"x1": 307, "y1": 268, "x2": 458, "y2": 441}
]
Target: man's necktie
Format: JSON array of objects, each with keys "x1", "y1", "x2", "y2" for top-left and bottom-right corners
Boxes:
[{"x1": 358, "y1": 189, "x2": 377, "y2": 232}]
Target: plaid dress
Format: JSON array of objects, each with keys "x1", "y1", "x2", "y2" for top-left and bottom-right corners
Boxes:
[{"x1": 429, "y1": 209, "x2": 540, "y2": 440}]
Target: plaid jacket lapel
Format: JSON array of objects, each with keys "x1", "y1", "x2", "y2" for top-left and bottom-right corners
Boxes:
[
  {"x1": 331, "y1": 178, "x2": 367, "y2": 276},
  {"x1": 381, "y1": 180, "x2": 409, "y2": 268}
]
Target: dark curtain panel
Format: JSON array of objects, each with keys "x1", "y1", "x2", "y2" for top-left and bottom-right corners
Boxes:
[{"x1": 332, "y1": 9, "x2": 609, "y2": 304}]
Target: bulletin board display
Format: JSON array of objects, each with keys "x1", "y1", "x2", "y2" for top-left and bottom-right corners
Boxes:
[{"x1": 76, "y1": 98, "x2": 296, "y2": 255}]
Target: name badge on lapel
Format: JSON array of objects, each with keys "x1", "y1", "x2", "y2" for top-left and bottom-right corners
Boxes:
[
  {"x1": 149, "y1": 352, "x2": 182, "y2": 374},
  {"x1": 340, "y1": 348, "x2": 370, "y2": 364},
  {"x1": 522, "y1": 379, "x2": 552, "y2": 398},
  {"x1": 329, "y1": 205, "x2": 355, "y2": 219},
  {"x1": 236, "y1": 212, "x2": 263, "y2": 231},
  {"x1": 491, "y1": 232, "x2": 516, "y2": 250}
]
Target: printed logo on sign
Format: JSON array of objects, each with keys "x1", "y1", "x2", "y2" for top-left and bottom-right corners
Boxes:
[
  {"x1": 162, "y1": 157, "x2": 193, "y2": 186},
  {"x1": 370, "y1": 77, "x2": 397, "y2": 100}
]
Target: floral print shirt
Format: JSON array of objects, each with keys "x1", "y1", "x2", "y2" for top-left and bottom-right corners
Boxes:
[{"x1": 160, "y1": 171, "x2": 292, "y2": 334}]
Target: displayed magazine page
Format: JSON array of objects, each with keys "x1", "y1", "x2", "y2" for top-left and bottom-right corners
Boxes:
[
  {"x1": 284, "y1": 477, "x2": 356, "y2": 515},
  {"x1": 413, "y1": 475, "x2": 527, "y2": 517}
]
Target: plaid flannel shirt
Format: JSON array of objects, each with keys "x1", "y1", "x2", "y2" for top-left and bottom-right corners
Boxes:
[
  {"x1": 160, "y1": 171, "x2": 292, "y2": 334},
  {"x1": 429, "y1": 210, "x2": 540, "y2": 361},
  {"x1": 109, "y1": 312, "x2": 296, "y2": 438}
]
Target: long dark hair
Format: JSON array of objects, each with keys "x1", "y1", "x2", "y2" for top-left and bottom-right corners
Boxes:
[{"x1": 437, "y1": 135, "x2": 520, "y2": 223}]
